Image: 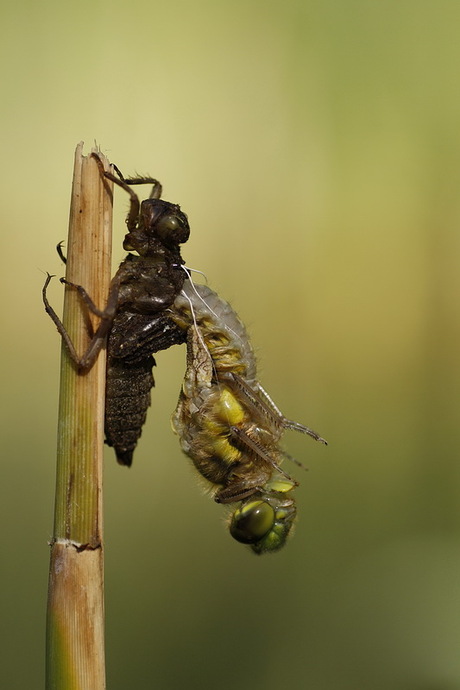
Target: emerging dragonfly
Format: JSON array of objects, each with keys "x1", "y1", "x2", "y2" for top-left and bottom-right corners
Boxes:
[
  {"x1": 44, "y1": 155, "x2": 326, "y2": 552},
  {"x1": 169, "y1": 280, "x2": 327, "y2": 554},
  {"x1": 43, "y1": 154, "x2": 190, "y2": 466}
]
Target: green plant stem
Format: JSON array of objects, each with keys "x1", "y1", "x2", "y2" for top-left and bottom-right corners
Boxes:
[{"x1": 46, "y1": 143, "x2": 113, "y2": 690}]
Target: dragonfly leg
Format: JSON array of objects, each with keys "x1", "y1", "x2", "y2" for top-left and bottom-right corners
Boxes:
[
  {"x1": 91, "y1": 153, "x2": 162, "y2": 231},
  {"x1": 215, "y1": 481, "x2": 261, "y2": 504},
  {"x1": 56, "y1": 241, "x2": 67, "y2": 264},
  {"x1": 60, "y1": 278, "x2": 108, "y2": 318},
  {"x1": 43, "y1": 272, "x2": 120, "y2": 372},
  {"x1": 255, "y1": 379, "x2": 327, "y2": 445}
]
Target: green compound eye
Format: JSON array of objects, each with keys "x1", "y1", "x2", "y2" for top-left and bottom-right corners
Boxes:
[{"x1": 230, "y1": 500, "x2": 275, "y2": 544}]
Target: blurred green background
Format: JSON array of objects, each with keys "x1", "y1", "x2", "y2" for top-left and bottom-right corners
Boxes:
[{"x1": 2, "y1": 1, "x2": 460, "y2": 688}]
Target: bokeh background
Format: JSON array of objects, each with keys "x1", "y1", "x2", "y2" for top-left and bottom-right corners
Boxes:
[{"x1": 2, "y1": 1, "x2": 460, "y2": 688}]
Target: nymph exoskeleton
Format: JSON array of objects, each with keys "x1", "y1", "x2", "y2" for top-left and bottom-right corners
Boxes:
[
  {"x1": 170, "y1": 280, "x2": 326, "y2": 553},
  {"x1": 43, "y1": 154, "x2": 191, "y2": 466}
]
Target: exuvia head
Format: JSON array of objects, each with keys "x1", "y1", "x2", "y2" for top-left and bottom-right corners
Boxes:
[
  {"x1": 90, "y1": 154, "x2": 191, "y2": 257},
  {"x1": 123, "y1": 199, "x2": 190, "y2": 255}
]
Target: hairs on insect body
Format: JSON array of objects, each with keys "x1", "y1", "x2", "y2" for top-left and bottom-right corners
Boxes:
[
  {"x1": 176, "y1": 266, "x2": 308, "y2": 479},
  {"x1": 180, "y1": 265, "x2": 247, "y2": 350},
  {"x1": 179, "y1": 264, "x2": 257, "y2": 390},
  {"x1": 177, "y1": 264, "x2": 254, "y2": 433}
]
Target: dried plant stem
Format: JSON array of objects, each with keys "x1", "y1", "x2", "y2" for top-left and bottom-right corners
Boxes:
[{"x1": 46, "y1": 143, "x2": 113, "y2": 690}]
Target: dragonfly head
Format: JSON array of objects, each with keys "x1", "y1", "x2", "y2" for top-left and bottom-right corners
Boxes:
[
  {"x1": 124, "y1": 199, "x2": 190, "y2": 255},
  {"x1": 229, "y1": 479, "x2": 297, "y2": 554}
]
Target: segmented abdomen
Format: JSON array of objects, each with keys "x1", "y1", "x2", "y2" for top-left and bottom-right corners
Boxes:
[
  {"x1": 105, "y1": 356, "x2": 155, "y2": 466},
  {"x1": 172, "y1": 282, "x2": 257, "y2": 382},
  {"x1": 105, "y1": 311, "x2": 186, "y2": 466}
]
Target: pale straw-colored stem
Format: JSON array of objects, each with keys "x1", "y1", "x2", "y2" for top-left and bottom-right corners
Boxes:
[{"x1": 46, "y1": 143, "x2": 113, "y2": 690}]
